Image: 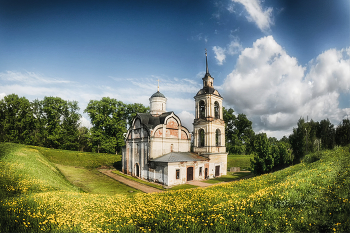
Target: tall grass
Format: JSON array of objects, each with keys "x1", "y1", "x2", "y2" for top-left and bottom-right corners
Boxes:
[{"x1": 1, "y1": 143, "x2": 349, "y2": 232}]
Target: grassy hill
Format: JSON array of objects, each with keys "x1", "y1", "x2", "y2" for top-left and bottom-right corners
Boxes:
[
  {"x1": 1, "y1": 142, "x2": 349, "y2": 232},
  {"x1": 227, "y1": 154, "x2": 253, "y2": 170}
]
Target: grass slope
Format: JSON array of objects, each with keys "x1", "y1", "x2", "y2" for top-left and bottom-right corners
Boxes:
[
  {"x1": 56, "y1": 164, "x2": 141, "y2": 196},
  {"x1": 1, "y1": 143, "x2": 349, "y2": 232},
  {"x1": 32, "y1": 146, "x2": 120, "y2": 169},
  {"x1": 227, "y1": 154, "x2": 253, "y2": 170},
  {"x1": 0, "y1": 143, "x2": 79, "y2": 199}
]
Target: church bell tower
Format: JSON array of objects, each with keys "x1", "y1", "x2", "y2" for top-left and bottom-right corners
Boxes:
[{"x1": 193, "y1": 50, "x2": 226, "y2": 156}]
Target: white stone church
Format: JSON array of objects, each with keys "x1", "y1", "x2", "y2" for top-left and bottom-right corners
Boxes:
[{"x1": 122, "y1": 52, "x2": 227, "y2": 186}]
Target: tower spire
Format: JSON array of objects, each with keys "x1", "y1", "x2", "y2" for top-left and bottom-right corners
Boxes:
[
  {"x1": 205, "y1": 49, "x2": 209, "y2": 74},
  {"x1": 157, "y1": 79, "x2": 160, "y2": 92}
]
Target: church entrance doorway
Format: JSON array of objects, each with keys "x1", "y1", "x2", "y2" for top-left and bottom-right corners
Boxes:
[
  {"x1": 215, "y1": 165, "x2": 220, "y2": 177},
  {"x1": 135, "y1": 163, "x2": 140, "y2": 177},
  {"x1": 187, "y1": 167, "x2": 193, "y2": 181},
  {"x1": 205, "y1": 168, "x2": 208, "y2": 179}
]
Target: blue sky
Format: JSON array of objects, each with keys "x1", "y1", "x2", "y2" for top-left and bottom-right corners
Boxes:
[{"x1": 0, "y1": 0, "x2": 349, "y2": 138}]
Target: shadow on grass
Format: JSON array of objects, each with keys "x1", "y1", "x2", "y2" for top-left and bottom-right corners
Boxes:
[
  {"x1": 204, "y1": 172, "x2": 252, "y2": 184},
  {"x1": 167, "y1": 184, "x2": 198, "y2": 191},
  {"x1": 113, "y1": 161, "x2": 122, "y2": 171}
]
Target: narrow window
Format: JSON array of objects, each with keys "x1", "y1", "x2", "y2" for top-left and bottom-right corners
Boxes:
[
  {"x1": 199, "y1": 129, "x2": 205, "y2": 147},
  {"x1": 214, "y1": 101, "x2": 220, "y2": 119},
  {"x1": 199, "y1": 167, "x2": 203, "y2": 176},
  {"x1": 199, "y1": 100, "x2": 205, "y2": 119},
  {"x1": 171, "y1": 144, "x2": 173, "y2": 152},
  {"x1": 216, "y1": 129, "x2": 221, "y2": 146},
  {"x1": 176, "y1": 169, "x2": 180, "y2": 179}
]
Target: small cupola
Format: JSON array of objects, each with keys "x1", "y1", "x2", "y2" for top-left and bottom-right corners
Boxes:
[{"x1": 149, "y1": 80, "x2": 167, "y2": 116}]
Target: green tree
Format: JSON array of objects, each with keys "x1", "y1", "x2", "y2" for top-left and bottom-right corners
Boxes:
[
  {"x1": 250, "y1": 133, "x2": 273, "y2": 175},
  {"x1": 223, "y1": 107, "x2": 255, "y2": 155},
  {"x1": 289, "y1": 118, "x2": 307, "y2": 163},
  {"x1": 272, "y1": 141, "x2": 293, "y2": 169},
  {"x1": 41, "y1": 97, "x2": 65, "y2": 148},
  {"x1": 60, "y1": 100, "x2": 81, "y2": 150},
  {"x1": 84, "y1": 97, "x2": 127, "y2": 154},
  {"x1": 317, "y1": 119, "x2": 335, "y2": 150},
  {"x1": 77, "y1": 126, "x2": 91, "y2": 152},
  {"x1": 30, "y1": 99, "x2": 46, "y2": 146},
  {"x1": 0, "y1": 94, "x2": 34, "y2": 144},
  {"x1": 125, "y1": 103, "x2": 149, "y2": 127},
  {"x1": 335, "y1": 119, "x2": 350, "y2": 146},
  {"x1": 235, "y1": 113, "x2": 255, "y2": 154},
  {"x1": 223, "y1": 107, "x2": 236, "y2": 154},
  {"x1": 305, "y1": 120, "x2": 319, "y2": 153},
  {"x1": 41, "y1": 97, "x2": 81, "y2": 149}
]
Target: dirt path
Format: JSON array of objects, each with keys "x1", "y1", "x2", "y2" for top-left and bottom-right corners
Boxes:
[
  {"x1": 98, "y1": 169, "x2": 164, "y2": 193},
  {"x1": 99, "y1": 169, "x2": 254, "y2": 193}
]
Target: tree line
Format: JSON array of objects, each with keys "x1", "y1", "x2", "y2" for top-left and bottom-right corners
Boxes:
[
  {"x1": 1, "y1": 94, "x2": 349, "y2": 173},
  {"x1": 0, "y1": 94, "x2": 148, "y2": 154},
  {"x1": 223, "y1": 107, "x2": 350, "y2": 175}
]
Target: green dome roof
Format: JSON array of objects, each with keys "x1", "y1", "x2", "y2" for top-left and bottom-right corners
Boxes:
[{"x1": 151, "y1": 91, "x2": 166, "y2": 98}]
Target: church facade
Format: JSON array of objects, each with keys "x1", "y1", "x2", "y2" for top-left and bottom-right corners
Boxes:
[{"x1": 122, "y1": 52, "x2": 227, "y2": 186}]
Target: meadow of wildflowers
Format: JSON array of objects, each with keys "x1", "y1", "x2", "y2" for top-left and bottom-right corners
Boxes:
[{"x1": 1, "y1": 142, "x2": 349, "y2": 232}]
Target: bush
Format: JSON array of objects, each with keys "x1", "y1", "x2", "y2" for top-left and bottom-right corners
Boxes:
[{"x1": 303, "y1": 151, "x2": 322, "y2": 163}]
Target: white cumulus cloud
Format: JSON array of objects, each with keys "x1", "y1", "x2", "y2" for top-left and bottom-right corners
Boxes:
[
  {"x1": 213, "y1": 37, "x2": 243, "y2": 65},
  {"x1": 177, "y1": 110, "x2": 195, "y2": 132},
  {"x1": 231, "y1": 0, "x2": 274, "y2": 33},
  {"x1": 227, "y1": 38, "x2": 243, "y2": 55},
  {"x1": 223, "y1": 35, "x2": 350, "y2": 138},
  {"x1": 79, "y1": 116, "x2": 93, "y2": 128},
  {"x1": 213, "y1": 46, "x2": 226, "y2": 65}
]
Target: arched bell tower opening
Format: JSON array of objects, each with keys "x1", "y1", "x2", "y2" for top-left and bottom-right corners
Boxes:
[
  {"x1": 214, "y1": 101, "x2": 220, "y2": 119},
  {"x1": 199, "y1": 100, "x2": 205, "y2": 119},
  {"x1": 216, "y1": 129, "x2": 221, "y2": 146},
  {"x1": 198, "y1": 129, "x2": 205, "y2": 147}
]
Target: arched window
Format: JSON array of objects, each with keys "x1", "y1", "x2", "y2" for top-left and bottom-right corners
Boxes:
[
  {"x1": 199, "y1": 129, "x2": 205, "y2": 147},
  {"x1": 215, "y1": 129, "x2": 221, "y2": 146},
  {"x1": 199, "y1": 100, "x2": 205, "y2": 119},
  {"x1": 214, "y1": 101, "x2": 220, "y2": 119}
]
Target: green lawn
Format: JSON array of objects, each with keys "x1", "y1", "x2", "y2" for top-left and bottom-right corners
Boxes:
[
  {"x1": 227, "y1": 154, "x2": 253, "y2": 170},
  {"x1": 167, "y1": 184, "x2": 198, "y2": 191},
  {"x1": 1, "y1": 142, "x2": 349, "y2": 232},
  {"x1": 31, "y1": 146, "x2": 120, "y2": 169},
  {"x1": 0, "y1": 143, "x2": 80, "y2": 200},
  {"x1": 56, "y1": 164, "x2": 141, "y2": 196},
  {"x1": 204, "y1": 171, "x2": 252, "y2": 184}
]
